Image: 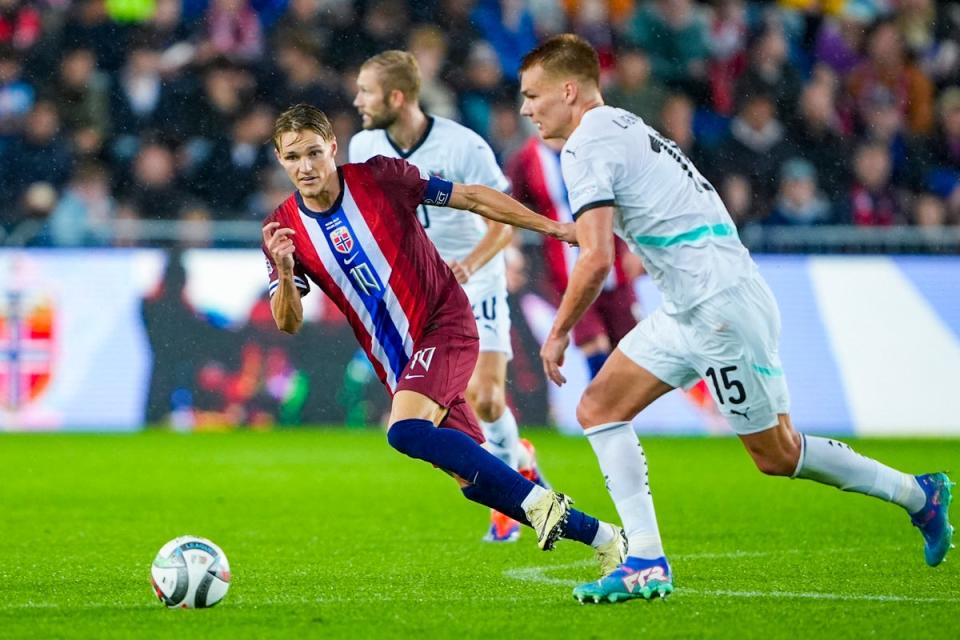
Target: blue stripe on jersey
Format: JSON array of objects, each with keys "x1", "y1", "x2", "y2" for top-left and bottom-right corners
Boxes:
[{"x1": 316, "y1": 210, "x2": 409, "y2": 381}]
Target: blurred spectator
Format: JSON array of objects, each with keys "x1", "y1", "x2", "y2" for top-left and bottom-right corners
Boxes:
[
  {"x1": 658, "y1": 93, "x2": 704, "y2": 167},
  {"x1": 814, "y1": 2, "x2": 872, "y2": 76},
  {"x1": 269, "y1": 0, "x2": 329, "y2": 56},
  {"x1": 48, "y1": 46, "x2": 111, "y2": 138},
  {"x1": 6, "y1": 181, "x2": 58, "y2": 245},
  {"x1": 182, "y1": 58, "x2": 257, "y2": 141},
  {"x1": 846, "y1": 17, "x2": 935, "y2": 136},
  {"x1": 1, "y1": 100, "x2": 72, "y2": 204},
  {"x1": 196, "y1": 0, "x2": 264, "y2": 64},
  {"x1": 912, "y1": 192, "x2": 946, "y2": 227},
  {"x1": 720, "y1": 173, "x2": 753, "y2": 225},
  {"x1": 59, "y1": 0, "x2": 129, "y2": 72},
  {"x1": 192, "y1": 104, "x2": 274, "y2": 215},
  {"x1": 270, "y1": 34, "x2": 342, "y2": 113},
  {"x1": 436, "y1": 0, "x2": 482, "y2": 85},
  {"x1": 110, "y1": 41, "x2": 169, "y2": 145},
  {"x1": 845, "y1": 142, "x2": 902, "y2": 226},
  {"x1": 737, "y1": 20, "x2": 803, "y2": 123},
  {"x1": 707, "y1": 0, "x2": 748, "y2": 115},
  {"x1": 715, "y1": 91, "x2": 790, "y2": 213},
  {"x1": 459, "y1": 40, "x2": 504, "y2": 139},
  {"x1": 351, "y1": 0, "x2": 409, "y2": 68},
  {"x1": 0, "y1": 0, "x2": 41, "y2": 52},
  {"x1": 0, "y1": 45, "x2": 33, "y2": 137},
  {"x1": 48, "y1": 161, "x2": 115, "y2": 246},
  {"x1": 626, "y1": 0, "x2": 710, "y2": 99},
  {"x1": 604, "y1": 47, "x2": 668, "y2": 128},
  {"x1": 123, "y1": 140, "x2": 187, "y2": 219},
  {"x1": 922, "y1": 86, "x2": 960, "y2": 201},
  {"x1": 860, "y1": 85, "x2": 926, "y2": 190},
  {"x1": 786, "y1": 78, "x2": 847, "y2": 200},
  {"x1": 471, "y1": 0, "x2": 537, "y2": 83},
  {"x1": 767, "y1": 158, "x2": 833, "y2": 226},
  {"x1": 488, "y1": 99, "x2": 526, "y2": 162},
  {"x1": 408, "y1": 25, "x2": 458, "y2": 120}
]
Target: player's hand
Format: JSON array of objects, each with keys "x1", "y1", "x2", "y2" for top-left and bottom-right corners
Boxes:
[
  {"x1": 448, "y1": 259, "x2": 472, "y2": 284},
  {"x1": 540, "y1": 330, "x2": 569, "y2": 386},
  {"x1": 554, "y1": 222, "x2": 578, "y2": 246},
  {"x1": 262, "y1": 222, "x2": 296, "y2": 274}
]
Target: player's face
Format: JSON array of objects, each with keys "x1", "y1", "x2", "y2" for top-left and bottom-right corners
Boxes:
[
  {"x1": 354, "y1": 68, "x2": 399, "y2": 130},
  {"x1": 275, "y1": 130, "x2": 338, "y2": 199},
  {"x1": 520, "y1": 64, "x2": 574, "y2": 140}
]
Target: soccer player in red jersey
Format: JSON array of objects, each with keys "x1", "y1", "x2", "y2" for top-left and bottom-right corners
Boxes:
[
  {"x1": 261, "y1": 103, "x2": 627, "y2": 574},
  {"x1": 506, "y1": 134, "x2": 642, "y2": 380}
]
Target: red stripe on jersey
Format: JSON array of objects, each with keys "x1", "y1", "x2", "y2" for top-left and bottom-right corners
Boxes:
[
  {"x1": 275, "y1": 194, "x2": 391, "y2": 388},
  {"x1": 343, "y1": 164, "x2": 427, "y2": 338}
]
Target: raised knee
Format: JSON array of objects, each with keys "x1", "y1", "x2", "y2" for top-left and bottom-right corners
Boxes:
[
  {"x1": 387, "y1": 419, "x2": 429, "y2": 458},
  {"x1": 751, "y1": 448, "x2": 799, "y2": 477},
  {"x1": 576, "y1": 392, "x2": 605, "y2": 428},
  {"x1": 471, "y1": 385, "x2": 504, "y2": 422}
]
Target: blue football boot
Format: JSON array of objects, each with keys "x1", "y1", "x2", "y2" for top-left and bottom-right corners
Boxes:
[
  {"x1": 910, "y1": 472, "x2": 955, "y2": 567},
  {"x1": 573, "y1": 556, "x2": 673, "y2": 604}
]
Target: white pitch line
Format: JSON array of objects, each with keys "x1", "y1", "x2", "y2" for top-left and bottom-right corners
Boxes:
[{"x1": 503, "y1": 555, "x2": 960, "y2": 604}]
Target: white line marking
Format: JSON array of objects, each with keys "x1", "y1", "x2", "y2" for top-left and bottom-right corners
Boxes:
[{"x1": 504, "y1": 553, "x2": 960, "y2": 604}]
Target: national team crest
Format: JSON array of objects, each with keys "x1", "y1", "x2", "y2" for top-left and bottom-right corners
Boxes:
[
  {"x1": 329, "y1": 226, "x2": 354, "y2": 254},
  {"x1": 0, "y1": 290, "x2": 56, "y2": 411}
]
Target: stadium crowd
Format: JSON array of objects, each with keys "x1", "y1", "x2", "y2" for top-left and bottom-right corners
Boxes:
[{"x1": 0, "y1": 0, "x2": 959, "y2": 246}]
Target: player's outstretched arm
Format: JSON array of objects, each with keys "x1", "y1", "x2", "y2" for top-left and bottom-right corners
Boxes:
[
  {"x1": 263, "y1": 222, "x2": 304, "y2": 335},
  {"x1": 541, "y1": 206, "x2": 616, "y2": 385},
  {"x1": 449, "y1": 183, "x2": 576, "y2": 245}
]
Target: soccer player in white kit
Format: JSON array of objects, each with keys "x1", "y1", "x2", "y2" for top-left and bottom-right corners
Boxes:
[
  {"x1": 518, "y1": 34, "x2": 954, "y2": 603},
  {"x1": 350, "y1": 51, "x2": 550, "y2": 542}
]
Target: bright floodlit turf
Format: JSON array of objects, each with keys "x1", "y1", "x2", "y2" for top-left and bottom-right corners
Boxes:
[{"x1": 1, "y1": 429, "x2": 957, "y2": 639}]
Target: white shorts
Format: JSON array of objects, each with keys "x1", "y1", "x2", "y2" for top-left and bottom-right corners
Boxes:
[
  {"x1": 464, "y1": 278, "x2": 512, "y2": 358},
  {"x1": 618, "y1": 275, "x2": 790, "y2": 434}
]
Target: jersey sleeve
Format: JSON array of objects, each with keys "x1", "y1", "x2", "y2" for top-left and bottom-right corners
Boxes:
[
  {"x1": 561, "y1": 140, "x2": 617, "y2": 220},
  {"x1": 261, "y1": 212, "x2": 310, "y2": 298},
  {"x1": 364, "y1": 155, "x2": 454, "y2": 209},
  {"x1": 457, "y1": 131, "x2": 511, "y2": 193}
]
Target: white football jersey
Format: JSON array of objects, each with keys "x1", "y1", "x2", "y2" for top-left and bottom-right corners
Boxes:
[
  {"x1": 349, "y1": 116, "x2": 511, "y2": 290},
  {"x1": 561, "y1": 105, "x2": 757, "y2": 314}
]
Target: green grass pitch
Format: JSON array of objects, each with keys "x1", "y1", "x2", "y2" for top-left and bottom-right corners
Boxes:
[{"x1": 1, "y1": 429, "x2": 957, "y2": 639}]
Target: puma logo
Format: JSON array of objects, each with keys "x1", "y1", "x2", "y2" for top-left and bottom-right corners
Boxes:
[{"x1": 730, "y1": 407, "x2": 751, "y2": 420}]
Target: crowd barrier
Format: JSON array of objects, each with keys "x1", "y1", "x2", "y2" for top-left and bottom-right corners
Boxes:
[{"x1": 1, "y1": 250, "x2": 957, "y2": 436}]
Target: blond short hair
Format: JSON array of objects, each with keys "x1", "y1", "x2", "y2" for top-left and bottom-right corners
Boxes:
[
  {"x1": 273, "y1": 103, "x2": 334, "y2": 150},
  {"x1": 361, "y1": 50, "x2": 421, "y2": 102},
  {"x1": 519, "y1": 34, "x2": 600, "y2": 87}
]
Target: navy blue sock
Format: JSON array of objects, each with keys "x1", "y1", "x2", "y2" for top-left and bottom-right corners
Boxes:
[
  {"x1": 562, "y1": 508, "x2": 600, "y2": 545},
  {"x1": 585, "y1": 352, "x2": 609, "y2": 379},
  {"x1": 388, "y1": 418, "x2": 534, "y2": 510},
  {"x1": 462, "y1": 483, "x2": 600, "y2": 545}
]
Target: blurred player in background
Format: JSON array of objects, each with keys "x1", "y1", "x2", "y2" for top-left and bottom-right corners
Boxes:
[
  {"x1": 506, "y1": 134, "x2": 642, "y2": 380},
  {"x1": 349, "y1": 51, "x2": 547, "y2": 543},
  {"x1": 519, "y1": 35, "x2": 954, "y2": 604},
  {"x1": 262, "y1": 103, "x2": 627, "y2": 575}
]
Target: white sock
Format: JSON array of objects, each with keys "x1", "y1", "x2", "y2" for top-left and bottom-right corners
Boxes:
[
  {"x1": 480, "y1": 408, "x2": 520, "y2": 469},
  {"x1": 585, "y1": 421, "x2": 665, "y2": 559},
  {"x1": 590, "y1": 521, "x2": 617, "y2": 548},
  {"x1": 793, "y1": 435, "x2": 925, "y2": 513},
  {"x1": 520, "y1": 484, "x2": 549, "y2": 512}
]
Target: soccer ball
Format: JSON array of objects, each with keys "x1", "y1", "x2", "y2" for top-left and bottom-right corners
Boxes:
[{"x1": 150, "y1": 536, "x2": 231, "y2": 608}]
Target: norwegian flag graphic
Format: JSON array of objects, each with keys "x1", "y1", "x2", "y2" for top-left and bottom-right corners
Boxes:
[
  {"x1": 329, "y1": 226, "x2": 354, "y2": 254},
  {"x1": 0, "y1": 291, "x2": 55, "y2": 410}
]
